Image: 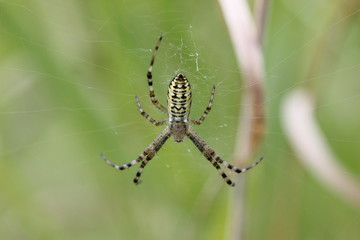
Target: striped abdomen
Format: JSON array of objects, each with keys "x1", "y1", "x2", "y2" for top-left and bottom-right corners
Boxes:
[{"x1": 167, "y1": 73, "x2": 192, "y2": 121}]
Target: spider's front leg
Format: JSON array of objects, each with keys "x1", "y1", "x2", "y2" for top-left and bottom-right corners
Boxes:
[
  {"x1": 101, "y1": 153, "x2": 141, "y2": 171},
  {"x1": 101, "y1": 127, "x2": 171, "y2": 184},
  {"x1": 186, "y1": 126, "x2": 263, "y2": 186},
  {"x1": 186, "y1": 125, "x2": 236, "y2": 186}
]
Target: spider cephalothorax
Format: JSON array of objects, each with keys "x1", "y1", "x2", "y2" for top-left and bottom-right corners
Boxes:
[{"x1": 101, "y1": 36, "x2": 263, "y2": 186}]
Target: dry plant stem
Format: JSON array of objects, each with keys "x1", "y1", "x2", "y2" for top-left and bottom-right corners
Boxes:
[
  {"x1": 255, "y1": 0, "x2": 271, "y2": 45},
  {"x1": 282, "y1": 89, "x2": 360, "y2": 209},
  {"x1": 284, "y1": 0, "x2": 360, "y2": 209},
  {"x1": 218, "y1": 0, "x2": 265, "y2": 164},
  {"x1": 218, "y1": 0, "x2": 267, "y2": 240}
]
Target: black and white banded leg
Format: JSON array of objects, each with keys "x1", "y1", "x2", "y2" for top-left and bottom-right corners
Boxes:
[
  {"x1": 190, "y1": 85, "x2": 216, "y2": 125},
  {"x1": 186, "y1": 126, "x2": 234, "y2": 186},
  {"x1": 101, "y1": 127, "x2": 171, "y2": 184},
  {"x1": 186, "y1": 126, "x2": 262, "y2": 186},
  {"x1": 147, "y1": 36, "x2": 167, "y2": 113},
  {"x1": 135, "y1": 96, "x2": 166, "y2": 126},
  {"x1": 205, "y1": 153, "x2": 236, "y2": 186},
  {"x1": 212, "y1": 153, "x2": 264, "y2": 173}
]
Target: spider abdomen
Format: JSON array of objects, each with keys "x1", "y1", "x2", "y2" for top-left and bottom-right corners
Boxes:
[{"x1": 167, "y1": 73, "x2": 192, "y2": 121}]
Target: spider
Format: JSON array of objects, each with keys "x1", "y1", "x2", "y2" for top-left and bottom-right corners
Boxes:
[{"x1": 101, "y1": 36, "x2": 263, "y2": 186}]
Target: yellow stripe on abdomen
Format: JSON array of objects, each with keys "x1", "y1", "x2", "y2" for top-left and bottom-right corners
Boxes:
[{"x1": 167, "y1": 73, "x2": 192, "y2": 121}]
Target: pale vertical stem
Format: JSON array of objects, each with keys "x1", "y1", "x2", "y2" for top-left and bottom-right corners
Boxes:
[
  {"x1": 218, "y1": 0, "x2": 267, "y2": 239},
  {"x1": 218, "y1": 0, "x2": 265, "y2": 164},
  {"x1": 255, "y1": 0, "x2": 271, "y2": 45}
]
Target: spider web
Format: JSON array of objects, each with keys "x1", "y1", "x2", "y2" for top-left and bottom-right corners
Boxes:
[{"x1": 1, "y1": 0, "x2": 360, "y2": 239}]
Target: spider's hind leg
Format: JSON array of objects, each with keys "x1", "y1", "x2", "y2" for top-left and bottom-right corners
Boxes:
[
  {"x1": 135, "y1": 96, "x2": 167, "y2": 126},
  {"x1": 190, "y1": 85, "x2": 215, "y2": 125},
  {"x1": 147, "y1": 35, "x2": 167, "y2": 113}
]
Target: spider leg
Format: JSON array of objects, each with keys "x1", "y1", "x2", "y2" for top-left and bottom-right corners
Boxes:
[
  {"x1": 186, "y1": 126, "x2": 235, "y2": 186},
  {"x1": 135, "y1": 96, "x2": 166, "y2": 126},
  {"x1": 147, "y1": 35, "x2": 167, "y2": 113},
  {"x1": 133, "y1": 160, "x2": 149, "y2": 185},
  {"x1": 133, "y1": 127, "x2": 171, "y2": 184},
  {"x1": 132, "y1": 153, "x2": 156, "y2": 184},
  {"x1": 190, "y1": 85, "x2": 215, "y2": 125},
  {"x1": 187, "y1": 126, "x2": 263, "y2": 186},
  {"x1": 101, "y1": 152, "x2": 143, "y2": 170},
  {"x1": 206, "y1": 155, "x2": 236, "y2": 186},
  {"x1": 214, "y1": 154, "x2": 264, "y2": 173},
  {"x1": 101, "y1": 127, "x2": 171, "y2": 184}
]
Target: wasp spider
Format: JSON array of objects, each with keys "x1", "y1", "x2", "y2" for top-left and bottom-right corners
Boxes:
[{"x1": 101, "y1": 36, "x2": 263, "y2": 186}]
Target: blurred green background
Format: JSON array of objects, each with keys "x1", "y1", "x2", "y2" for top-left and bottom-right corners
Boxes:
[{"x1": 1, "y1": 0, "x2": 360, "y2": 239}]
